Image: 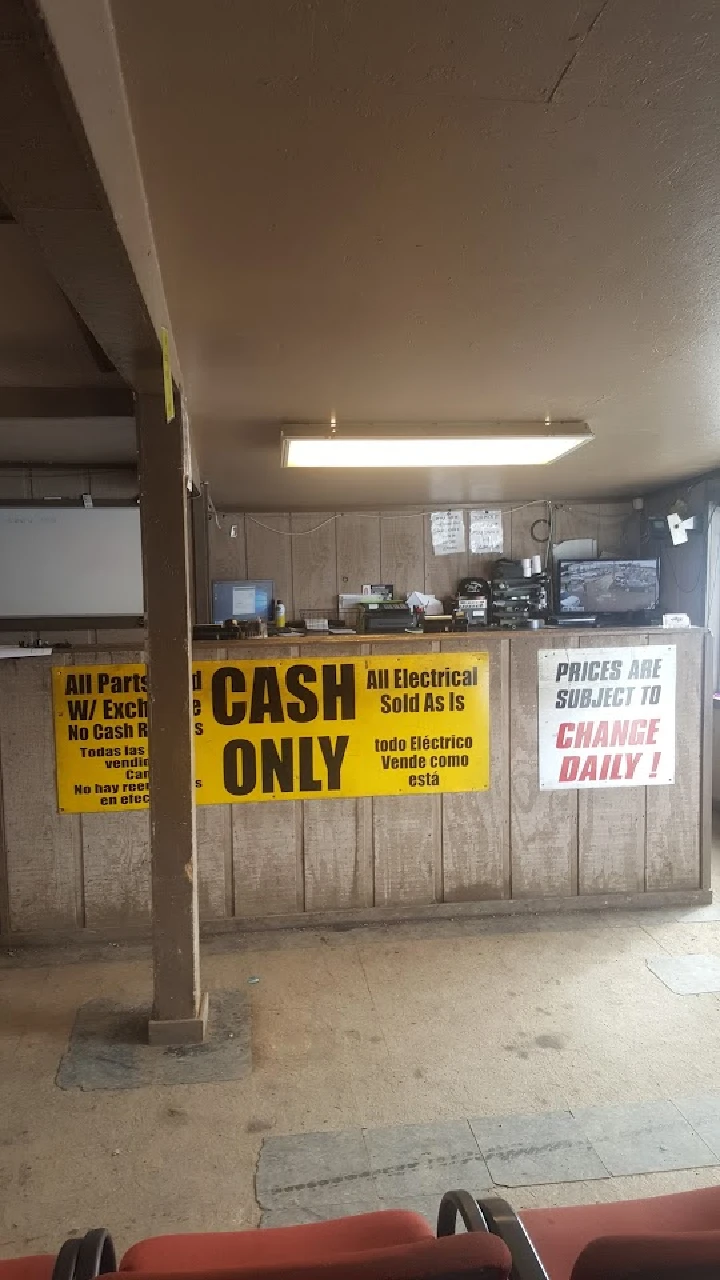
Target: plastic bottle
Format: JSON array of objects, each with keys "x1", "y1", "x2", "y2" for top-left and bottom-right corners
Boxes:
[{"x1": 275, "y1": 600, "x2": 286, "y2": 629}]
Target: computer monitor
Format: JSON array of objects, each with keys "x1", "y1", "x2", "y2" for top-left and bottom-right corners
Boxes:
[
  {"x1": 558, "y1": 559, "x2": 659, "y2": 616},
  {"x1": 212, "y1": 580, "x2": 274, "y2": 624}
]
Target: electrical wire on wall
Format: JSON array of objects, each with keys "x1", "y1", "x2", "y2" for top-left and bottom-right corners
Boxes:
[{"x1": 240, "y1": 499, "x2": 552, "y2": 540}]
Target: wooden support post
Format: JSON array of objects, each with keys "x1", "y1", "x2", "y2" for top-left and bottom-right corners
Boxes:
[{"x1": 137, "y1": 389, "x2": 207, "y2": 1044}]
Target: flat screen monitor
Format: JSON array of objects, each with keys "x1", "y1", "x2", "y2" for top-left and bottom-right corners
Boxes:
[
  {"x1": 212, "y1": 580, "x2": 274, "y2": 624},
  {"x1": 558, "y1": 559, "x2": 659, "y2": 615}
]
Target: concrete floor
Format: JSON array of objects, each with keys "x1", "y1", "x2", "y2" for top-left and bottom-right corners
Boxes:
[{"x1": 5, "y1": 883, "x2": 720, "y2": 1260}]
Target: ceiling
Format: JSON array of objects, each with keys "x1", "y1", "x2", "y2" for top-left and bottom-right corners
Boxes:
[
  {"x1": 37, "y1": 2, "x2": 720, "y2": 505},
  {"x1": 0, "y1": 221, "x2": 135, "y2": 464}
]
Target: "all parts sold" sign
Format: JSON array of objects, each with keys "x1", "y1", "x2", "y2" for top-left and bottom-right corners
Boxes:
[
  {"x1": 538, "y1": 645, "x2": 676, "y2": 789},
  {"x1": 52, "y1": 653, "x2": 490, "y2": 812}
]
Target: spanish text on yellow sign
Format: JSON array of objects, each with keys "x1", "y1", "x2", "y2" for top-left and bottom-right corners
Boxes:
[{"x1": 52, "y1": 654, "x2": 490, "y2": 812}]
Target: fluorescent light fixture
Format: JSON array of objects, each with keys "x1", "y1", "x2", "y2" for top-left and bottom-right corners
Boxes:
[{"x1": 281, "y1": 422, "x2": 593, "y2": 468}]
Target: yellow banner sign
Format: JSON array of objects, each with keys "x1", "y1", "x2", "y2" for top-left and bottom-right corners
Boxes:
[{"x1": 52, "y1": 653, "x2": 489, "y2": 812}]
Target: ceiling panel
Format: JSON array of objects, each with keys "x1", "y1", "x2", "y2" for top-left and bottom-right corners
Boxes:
[{"x1": 81, "y1": 0, "x2": 720, "y2": 505}]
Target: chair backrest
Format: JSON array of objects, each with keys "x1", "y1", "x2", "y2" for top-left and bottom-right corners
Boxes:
[
  {"x1": 571, "y1": 1230, "x2": 720, "y2": 1280},
  {"x1": 117, "y1": 1233, "x2": 512, "y2": 1280}
]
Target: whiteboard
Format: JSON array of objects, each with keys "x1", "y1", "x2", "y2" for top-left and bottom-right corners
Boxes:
[{"x1": 0, "y1": 507, "x2": 144, "y2": 618}]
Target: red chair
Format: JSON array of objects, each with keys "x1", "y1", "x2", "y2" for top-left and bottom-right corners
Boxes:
[
  {"x1": 471, "y1": 1186, "x2": 720, "y2": 1279},
  {"x1": 0, "y1": 1232, "x2": 116, "y2": 1280},
  {"x1": 118, "y1": 1206, "x2": 512, "y2": 1280},
  {"x1": 0, "y1": 1260, "x2": 55, "y2": 1280}
]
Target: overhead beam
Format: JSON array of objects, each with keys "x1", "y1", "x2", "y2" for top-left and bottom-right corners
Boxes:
[
  {"x1": 0, "y1": 0, "x2": 160, "y2": 389},
  {"x1": 0, "y1": 387, "x2": 134, "y2": 418}
]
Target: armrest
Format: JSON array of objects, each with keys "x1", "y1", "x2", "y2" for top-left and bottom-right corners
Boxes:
[
  {"x1": 51, "y1": 1231, "x2": 116, "y2": 1280},
  {"x1": 74, "y1": 1231, "x2": 116, "y2": 1280},
  {"x1": 476, "y1": 1197, "x2": 550, "y2": 1280},
  {"x1": 437, "y1": 1190, "x2": 490, "y2": 1235}
]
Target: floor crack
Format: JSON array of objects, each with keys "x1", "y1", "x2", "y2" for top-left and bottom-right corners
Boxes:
[{"x1": 547, "y1": 0, "x2": 612, "y2": 105}]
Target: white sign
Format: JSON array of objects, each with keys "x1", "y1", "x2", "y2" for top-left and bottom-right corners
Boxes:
[
  {"x1": 470, "y1": 509, "x2": 504, "y2": 554},
  {"x1": 538, "y1": 645, "x2": 676, "y2": 789},
  {"x1": 431, "y1": 510, "x2": 465, "y2": 556}
]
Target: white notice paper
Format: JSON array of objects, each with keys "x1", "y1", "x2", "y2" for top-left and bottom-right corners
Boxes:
[
  {"x1": 469, "y1": 509, "x2": 504, "y2": 554},
  {"x1": 537, "y1": 645, "x2": 676, "y2": 789},
  {"x1": 431, "y1": 510, "x2": 465, "y2": 556}
]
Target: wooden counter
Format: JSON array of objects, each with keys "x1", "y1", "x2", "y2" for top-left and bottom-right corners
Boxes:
[{"x1": 0, "y1": 627, "x2": 711, "y2": 942}]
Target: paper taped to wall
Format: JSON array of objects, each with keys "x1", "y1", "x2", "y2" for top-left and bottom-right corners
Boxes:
[
  {"x1": 431, "y1": 510, "x2": 465, "y2": 556},
  {"x1": 469, "y1": 509, "x2": 504, "y2": 554}
]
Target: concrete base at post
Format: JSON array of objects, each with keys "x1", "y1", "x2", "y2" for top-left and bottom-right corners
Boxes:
[{"x1": 148, "y1": 990, "x2": 209, "y2": 1046}]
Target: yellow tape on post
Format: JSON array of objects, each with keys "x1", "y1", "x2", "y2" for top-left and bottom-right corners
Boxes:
[
  {"x1": 160, "y1": 326, "x2": 174, "y2": 422},
  {"x1": 51, "y1": 653, "x2": 490, "y2": 812}
]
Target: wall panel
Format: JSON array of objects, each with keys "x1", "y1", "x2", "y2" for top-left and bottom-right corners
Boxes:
[
  {"x1": 576, "y1": 632, "x2": 646, "y2": 895},
  {"x1": 290, "y1": 512, "x2": 338, "y2": 614},
  {"x1": 510, "y1": 632, "x2": 578, "y2": 897},
  {"x1": 441, "y1": 635, "x2": 510, "y2": 901},
  {"x1": 245, "y1": 513, "x2": 294, "y2": 615},
  {"x1": 0, "y1": 656, "x2": 80, "y2": 931}
]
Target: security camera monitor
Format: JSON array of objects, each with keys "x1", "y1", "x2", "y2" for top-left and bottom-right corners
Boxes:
[
  {"x1": 212, "y1": 580, "x2": 274, "y2": 623},
  {"x1": 558, "y1": 559, "x2": 659, "y2": 616}
]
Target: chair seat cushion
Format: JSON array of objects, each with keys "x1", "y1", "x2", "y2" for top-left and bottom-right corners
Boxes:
[
  {"x1": 120, "y1": 1212, "x2": 435, "y2": 1272},
  {"x1": 571, "y1": 1230, "x2": 720, "y2": 1280},
  {"x1": 521, "y1": 1185, "x2": 720, "y2": 1280},
  {"x1": 121, "y1": 1228, "x2": 511, "y2": 1280}
]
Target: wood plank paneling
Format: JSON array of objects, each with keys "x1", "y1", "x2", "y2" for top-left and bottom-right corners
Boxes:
[
  {"x1": 577, "y1": 632, "x2": 646, "y2": 895},
  {"x1": 646, "y1": 630, "x2": 703, "y2": 890},
  {"x1": 553, "y1": 502, "x2": 598, "y2": 550},
  {"x1": 89, "y1": 470, "x2": 138, "y2": 499},
  {"x1": 423, "y1": 512, "x2": 469, "y2": 601},
  {"x1": 0, "y1": 472, "x2": 31, "y2": 498},
  {"x1": 291, "y1": 512, "x2": 338, "y2": 614},
  {"x1": 510, "y1": 632, "x2": 577, "y2": 897},
  {"x1": 227, "y1": 645, "x2": 302, "y2": 917},
  {"x1": 441, "y1": 636, "x2": 510, "y2": 901},
  {"x1": 245, "y1": 513, "x2": 294, "y2": 615},
  {"x1": 300, "y1": 641, "x2": 369, "y2": 910},
  {"x1": 29, "y1": 471, "x2": 89, "y2": 499},
  {"x1": 379, "y1": 511, "x2": 425, "y2": 596},
  {"x1": 0, "y1": 657, "x2": 81, "y2": 930},
  {"x1": 304, "y1": 799, "x2": 371, "y2": 910},
  {"x1": 598, "y1": 501, "x2": 636, "y2": 556},
  {"x1": 82, "y1": 812, "x2": 150, "y2": 928},
  {"x1": 209, "y1": 512, "x2": 247, "y2": 582},
  {"x1": 80, "y1": 649, "x2": 150, "y2": 927},
  {"x1": 197, "y1": 806, "x2": 232, "y2": 919},
  {"x1": 371, "y1": 639, "x2": 437, "y2": 906},
  {"x1": 336, "y1": 513, "x2": 381, "y2": 594},
  {"x1": 510, "y1": 502, "x2": 549, "y2": 560},
  {"x1": 232, "y1": 801, "x2": 303, "y2": 917},
  {"x1": 374, "y1": 795, "x2": 437, "y2": 905}
]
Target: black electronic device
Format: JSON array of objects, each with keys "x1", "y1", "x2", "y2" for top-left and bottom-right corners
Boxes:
[
  {"x1": 422, "y1": 614, "x2": 456, "y2": 633},
  {"x1": 557, "y1": 558, "x2": 659, "y2": 619},
  {"x1": 454, "y1": 597, "x2": 489, "y2": 628},
  {"x1": 550, "y1": 615, "x2": 598, "y2": 628},
  {"x1": 212, "y1": 579, "x2": 273, "y2": 624},
  {"x1": 452, "y1": 576, "x2": 491, "y2": 629},
  {"x1": 356, "y1": 602, "x2": 414, "y2": 633},
  {"x1": 490, "y1": 560, "x2": 549, "y2": 628},
  {"x1": 193, "y1": 619, "x2": 262, "y2": 641}
]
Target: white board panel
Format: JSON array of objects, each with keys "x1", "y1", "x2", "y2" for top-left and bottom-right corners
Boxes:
[{"x1": 0, "y1": 507, "x2": 143, "y2": 618}]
